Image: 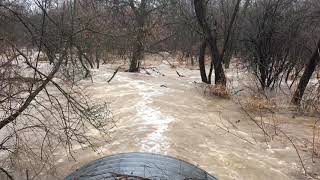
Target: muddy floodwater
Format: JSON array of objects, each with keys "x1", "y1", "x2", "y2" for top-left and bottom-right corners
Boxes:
[{"x1": 52, "y1": 62, "x2": 319, "y2": 180}]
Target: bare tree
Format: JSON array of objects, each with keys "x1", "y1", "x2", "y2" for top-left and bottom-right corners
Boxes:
[
  {"x1": 0, "y1": 1, "x2": 113, "y2": 178},
  {"x1": 219, "y1": 0, "x2": 242, "y2": 68},
  {"x1": 291, "y1": 0, "x2": 320, "y2": 104},
  {"x1": 194, "y1": 0, "x2": 226, "y2": 86},
  {"x1": 241, "y1": 0, "x2": 311, "y2": 90},
  {"x1": 292, "y1": 39, "x2": 320, "y2": 104},
  {"x1": 128, "y1": 0, "x2": 147, "y2": 72},
  {"x1": 194, "y1": 0, "x2": 241, "y2": 86}
]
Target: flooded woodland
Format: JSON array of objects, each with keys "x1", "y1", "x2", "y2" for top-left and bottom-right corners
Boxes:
[{"x1": 0, "y1": 0, "x2": 320, "y2": 180}]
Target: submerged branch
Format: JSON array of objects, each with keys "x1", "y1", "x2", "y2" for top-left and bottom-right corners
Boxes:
[{"x1": 107, "y1": 67, "x2": 120, "y2": 83}]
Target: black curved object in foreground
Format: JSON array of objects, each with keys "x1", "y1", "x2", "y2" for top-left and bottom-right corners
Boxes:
[{"x1": 65, "y1": 152, "x2": 218, "y2": 180}]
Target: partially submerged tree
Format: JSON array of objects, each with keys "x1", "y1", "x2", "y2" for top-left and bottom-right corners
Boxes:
[
  {"x1": 103, "y1": 0, "x2": 173, "y2": 72},
  {"x1": 194, "y1": 0, "x2": 241, "y2": 86},
  {"x1": 194, "y1": 0, "x2": 226, "y2": 86},
  {"x1": 218, "y1": 0, "x2": 243, "y2": 68},
  {"x1": 241, "y1": 0, "x2": 310, "y2": 90},
  {"x1": 128, "y1": 0, "x2": 148, "y2": 72},
  {"x1": 292, "y1": 39, "x2": 320, "y2": 105},
  {"x1": 291, "y1": 0, "x2": 320, "y2": 104}
]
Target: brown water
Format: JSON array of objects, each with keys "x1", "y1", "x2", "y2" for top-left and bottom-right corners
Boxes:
[{"x1": 52, "y1": 62, "x2": 319, "y2": 180}]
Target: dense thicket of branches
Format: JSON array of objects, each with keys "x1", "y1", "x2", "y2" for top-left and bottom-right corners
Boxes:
[
  {"x1": 1, "y1": 0, "x2": 320, "y2": 179},
  {"x1": 241, "y1": 0, "x2": 315, "y2": 90},
  {"x1": 0, "y1": 0, "x2": 113, "y2": 179}
]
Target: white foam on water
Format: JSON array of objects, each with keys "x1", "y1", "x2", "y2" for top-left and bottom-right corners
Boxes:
[
  {"x1": 103, "y1": 74, "x2": 174, "y2": 154},
  {"x1": 128, "y1": 78, "x2": 174, "y2": 154}
]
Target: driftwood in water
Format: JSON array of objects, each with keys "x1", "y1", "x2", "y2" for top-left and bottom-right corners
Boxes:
[
  {"x1": 141, "y1": 67, "x2": 165, "y2": 76},
  {"x1": 176, "y1": 70, "x2": 185, "y2": 77},
  {"x1": 107, "y1": 67, "x2": 120, "y2": 83}
]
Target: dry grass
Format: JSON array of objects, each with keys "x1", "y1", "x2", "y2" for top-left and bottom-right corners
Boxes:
[
  {"x1": 243, "y1": 95, "x2": 276, "y2": 111},
  {"x1": 207, "y1": 84, "x2": 230, "y2": 98},
  {"x1": 300, "y1": 99, "x2": 320, "y2": 114},
  {"x1": 299, "y1": 85, "x2": 320, "y2": 114}
]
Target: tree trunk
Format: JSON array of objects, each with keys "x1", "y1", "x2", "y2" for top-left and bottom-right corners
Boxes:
[
  {"x1": 207, "y1": 37, "x2": 227, "y2": 85},
  {"x1": 129, "y1": 0, "x2": 146, "y2": 72},
  {"x1": 77, "y1": 50, "x2": 90, "y2": 78},
  {"x1": 221, "y1": 0, "x2": 242, "y2": 61},
  {"x1": 199, "y1": 40, "x2": 208, "y2": 83},
  {"x1": 129, "y1": 28, "x2": 144, "y2": 72},
  {"x1": 96, "y1": 48, "x2": 100, "y2": 69},
  {"x1": 291, "y1": 39, "x2": 320, "y2": 105},
  {"x1": 214, "y1": 60, "x2": 227, "y2": 85},
  {"x1": 258, "y1": 58, "x2": 267, "y2": 90},
  {"x1": 194, "y1": 0, "x2": 227, "y2": 86}
]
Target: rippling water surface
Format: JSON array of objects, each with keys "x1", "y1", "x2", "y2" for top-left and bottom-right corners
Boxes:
[{"x1": 54, "y1": 63, "x2": 318, "y2": 180}]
